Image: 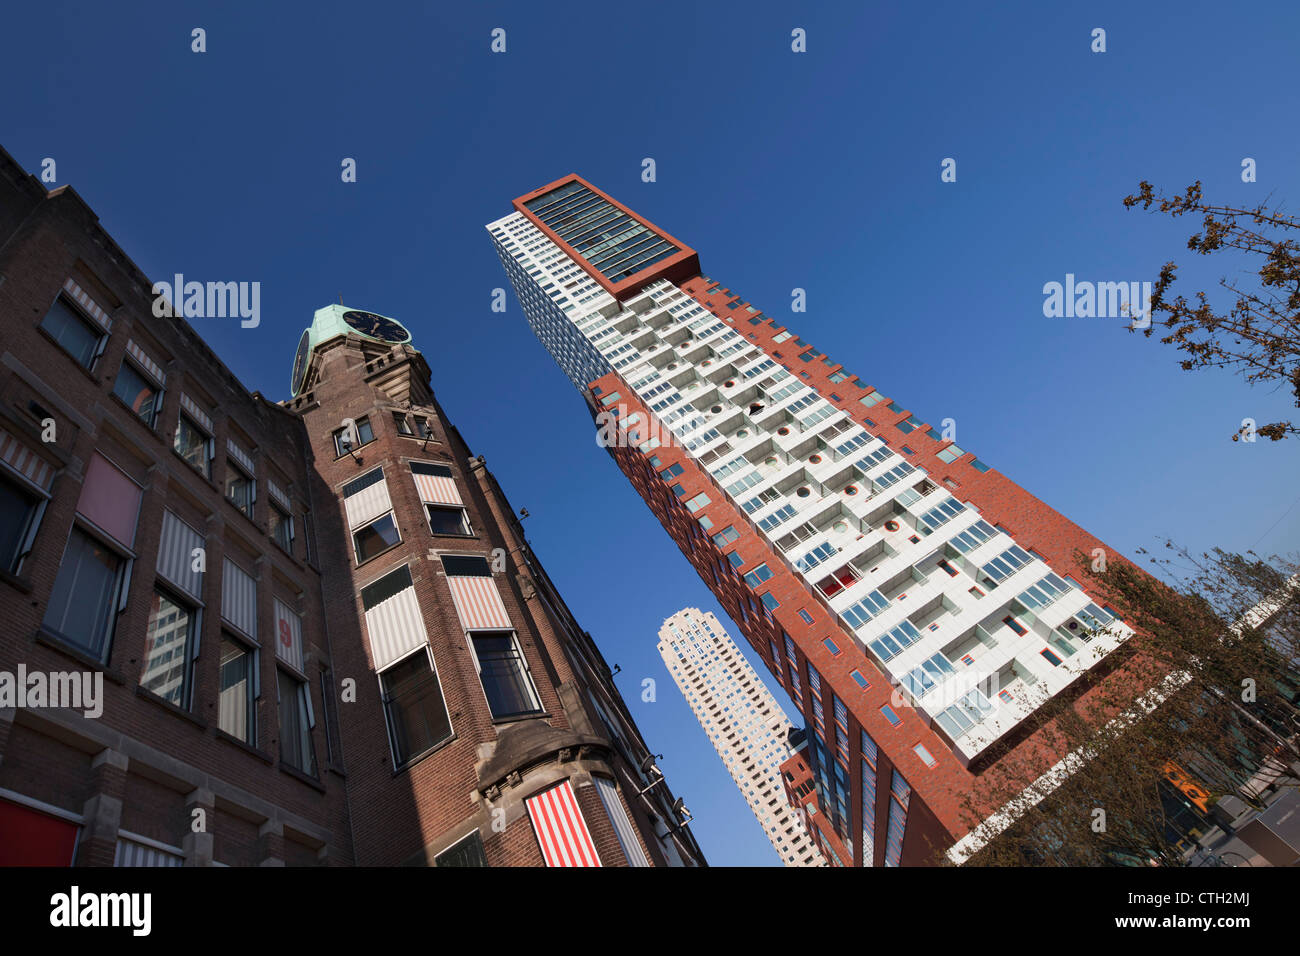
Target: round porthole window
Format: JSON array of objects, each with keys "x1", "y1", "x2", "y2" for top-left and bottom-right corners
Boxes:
[
  {"x1": 809, "y1": 453, "x2": 823, "y2": 465},
  {"x1": 796, "y1": 486, "x2": 811, "y2": 498},
  {"x1": 884, "y1": 519, "x2": 900, "y2": 532},
  {"x1": 724, "y1": 379, "x2": 735, "y2": 388},
  {"x1": 711, "y1": 405, "x2": 723, "y2": 414},
  {"x1": 702, "y1": 360, "x2": 713, "y2": 367},
  {"x1": 833, "y1": 520, "x2": 849, "y2": 534},
  {"x1": 844, "y1": 484, "x2": 859, "y2": 496},
  {"x1": 736, "y1": 428, "x2": 749, "y2": 439},
  {"x1": 667, "y1": 363, "x2": 677, "y2": 370},
  {"x1": 777, "y1": 426, "x2": 790, "y2": 436},
  {"x1": 764, "y1": 455, "x2": 778, "y2": 467}
]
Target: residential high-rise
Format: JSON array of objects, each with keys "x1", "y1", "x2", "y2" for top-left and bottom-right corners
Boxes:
[
  {"x1": 487, "y1": 175, "x2": 1158, "y2": 866},
  {"x1": 0, "y1": 146, "x2": 703, "y2": 868},
  {"x1": 658, "y1": 607, "x2": 825, "y2": 866}
]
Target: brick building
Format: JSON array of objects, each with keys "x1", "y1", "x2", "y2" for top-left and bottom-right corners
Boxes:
[
  {"x1": 0, "y1": 146, "x2": 703, "y2": 867},
  {"x1": 486, "y1": 174, "x2": 1164, "y2": 866}
]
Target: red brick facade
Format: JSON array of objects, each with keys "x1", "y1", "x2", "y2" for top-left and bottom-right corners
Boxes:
[
  {"x1": 565, "y1": 216, "x2": 1162, "y2": 866},
  {"x1": 0, "y1": 146, "x2": 703, "y2": 868}
]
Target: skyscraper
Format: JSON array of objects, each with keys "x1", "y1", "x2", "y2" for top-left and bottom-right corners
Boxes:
[
  {"x1": 487, "y1": 174, "x2": 1155, "y2": 866},
  {"x1": 658, "y1": 607, "x2": 825, "y2": 866},
  {"x1": 0, "y1": 146, "x2": 703, "y2": 868}
]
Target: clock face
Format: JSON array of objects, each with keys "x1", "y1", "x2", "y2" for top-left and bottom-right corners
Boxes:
[
  {"x1": 290, "y1": 328, "x2": 311, "y2": 396},
  {"x1": 342, "y1": 310, "x2": 409, "y2": 343}
]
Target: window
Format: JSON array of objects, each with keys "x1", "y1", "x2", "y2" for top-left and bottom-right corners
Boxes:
[
  {"x1": 112, "y1": 362, "x2": 160, "y2": 426},
  {"x1": 40, "y1": 296, "x2": 104, "y2": 368},
  {"x1": 414, "y1": 416, "x2": 432, "y2": 440},
  {"x1": 392, "y1": 412, "x2": 413, "y2": 436},
  {"x1": 434, "y1": 831, "x2": 488, "y2": 867},
  {"x1": 174, "y1": 415, "x2": 211, "y2": 478},
  {"x1": 140, "y1": 587, "x2": 198, "y2": 707},
  {"x1": 880, "y1": 704, "x2": 902, "y2": 727},
  {"x1": 41, "y1": 526, "x2": 125, "y2": 661},
  {"x1": 218, "y1": 634, "x2": 256, "y2": 744},
  {"x1": 1002, "y1": 615, "x2": 1028, "y2": 636},
  {"x1": 0, "y1": 473, "x2": 43, "y2": 575},
  {"x1": 1040, "y1": 648, "x2": 1063, "y2": 666},
  {"x1": 761, "y1": 592, "x2": 780, "y2": 611},
  {"x1": 814, "y1": 564, "x2": 858, "y2": 598},
  {"x1": 353, "y1": 512, "x2": 400, "y2": 563},
  {"x1": 270, "y1": 504, "x2": 294, "y2": 552},
  {"x1": 914, "y1": 743, "x2": 937, "y2": 767},
  {"x1": 850, "y1": 670, "x2": 870, "y2": 689},
  {"x1": 425, "y1": 504, "x2": 471, "y2": 536},
  {"x1": 277, "y1": 669, "x2": 316, "y2": 776},
  {"x1": 440, "y1": 554, "x2": 491, "y2": 577},
  {"x1": 226, "y1": 463, "x2": 255, "y2": 519},
  {"x1": 684, "y1": 492, "x2": 710, "y2": 512},
  {"x1": 823, "y1": 637, "x2": 841, "y2": 656},
  {"x1": 380, "y1": 649, "x2": 453, "y2": 767},
  {"x1": 469, "y1": 631, "x2": 543, "y2": 720},
  {"x1": 797, "y1": 609, "x2": 814, "y2": 625},
  {"x1": 333, "y1": 417, "x2": 374, "y2": 457},
  {"x1": 712, "y1": 526, "x2": 740, "y2": 547},
  {"x1": 743, "y1": 564, "x2": 773, "y2": 588}
]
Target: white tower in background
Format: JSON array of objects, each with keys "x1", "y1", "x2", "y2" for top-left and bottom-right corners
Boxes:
[{"x1": 658, "y1": 608, "x2": 826, "y2": 867}]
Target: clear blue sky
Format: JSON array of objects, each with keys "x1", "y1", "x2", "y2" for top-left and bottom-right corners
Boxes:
[{"x1": 4, "y1": 0, "x2": 1298, "y2": 866}]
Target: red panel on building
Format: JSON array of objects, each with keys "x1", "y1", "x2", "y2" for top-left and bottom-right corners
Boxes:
[{"x1": 0, "y1": 799, "x2": 79, "y2": 866}]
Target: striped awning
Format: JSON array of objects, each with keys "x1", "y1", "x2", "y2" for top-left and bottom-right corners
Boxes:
[
  {"x1": 179, "y1": 393, "x2": 213, "y2": 433},
  {"x1": 63, "y1": 277, "x2": 112, "y2": 331},
  {"x1": 0, "y1": 425, "x2": 55, "y2": 491},
  {"x1": 114, "y1": 835, "x2": 183, "y2": 867},
  {"x1": 226, "y1": 438, "x2": 255, "y2": 476},
  {"x1": 446, "y1": 575, "x2": 511, "y2": 631},
  {"x1": 594, "y1": 776, "x2": 650, "y2": 866},
  {"x1": 526, "y1": 781, "x2": 602, "y2": 867},
  {"x1": 343, "y1": 472, "x2": 391, "y2": 529},
  {"x1": 221, "y1": 558, "x2": 258, "y2": 640},
  {"x1": 126, "y1": 339, "x2": 166, "y2": 385},
  {"x1": 412, "y1": 470, "x2": 462, "y2": 506},
  {"x1": 157, "y1": 510, "x2": 204, "y2": 599},
  {"x1": 273, "y1": 598, "x2": 304, "y2": 673},
  {"x1": 267, "y1": 479, "x2": 291, "y2": 511},
  {"x1": 364, "y1": 581, "x2": 429, "y2": 671}
]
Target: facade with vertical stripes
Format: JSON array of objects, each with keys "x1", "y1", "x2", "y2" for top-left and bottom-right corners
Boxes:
[
  {"x1": 487, "y1": 174, "x2": 1164, "y2": 865},
  {"x1": 0, "y1": 145, "x2": 703, "y2": 868}
]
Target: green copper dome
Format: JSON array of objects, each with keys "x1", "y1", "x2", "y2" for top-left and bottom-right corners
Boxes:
[{"x1": 290, "y1": 305, "x2": 411, "y2": 397}]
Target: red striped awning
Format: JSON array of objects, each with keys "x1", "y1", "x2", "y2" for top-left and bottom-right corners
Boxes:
[
  {"x1": 446, "y1": 575, "x2": 511, "y2": 630},
  {"x1": 413, "y1": 472, "x2": 462, "y2": 506},
  {"x1": 0, "y1": 425, "x2": 55, "y2": 491},
  {"x1": 526, "y1": 781, "x2": 602, "y2": 867}
]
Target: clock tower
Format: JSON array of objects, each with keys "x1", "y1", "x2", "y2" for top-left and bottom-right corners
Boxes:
[{"x1": 290, "y1": 304, "x2": 412, "y2": 398}]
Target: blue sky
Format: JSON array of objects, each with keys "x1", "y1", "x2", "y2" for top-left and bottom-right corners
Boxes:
[{"x1": 4, "y1": 0, "x2": 1298, "y2": 866}]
